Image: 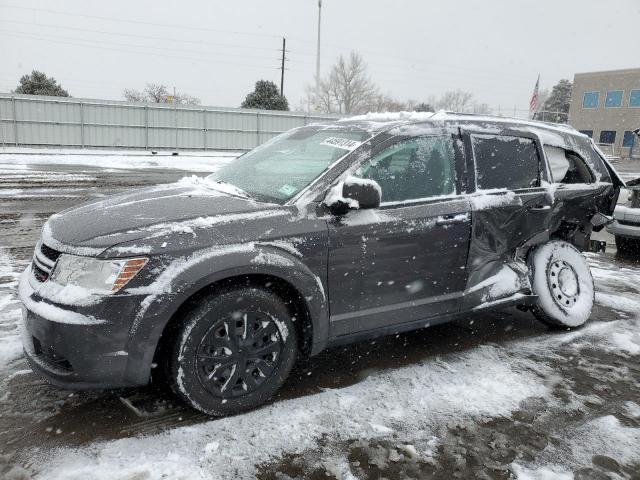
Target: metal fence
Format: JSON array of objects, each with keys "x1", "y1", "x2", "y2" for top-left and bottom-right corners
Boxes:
[{"x1": 0, "y1": 93, "x2": 339, "y2": 151}]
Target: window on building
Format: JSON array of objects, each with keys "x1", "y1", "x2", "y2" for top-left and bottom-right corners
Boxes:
[
  {"x1": 579, "y1": 130, "x2": 594, "y2": 138},
  {"x1": 623, "y1": 131, "x2": 637, "y2": 148},
  {"x1": 583, "y1": 91, "x2": 599, "y2": 108},
  {"x1": 599, "y1": 131, "x2": 617, "y2": 145},
  {"x1": 630, "y1": 90, "x2": 640, "y2": 108},
  {"x1": 471, "y1": 134, "x2": 540, "y2": 190},
  {"x1": 605, "y1": 90, "x2": 624, "y2": 108}
]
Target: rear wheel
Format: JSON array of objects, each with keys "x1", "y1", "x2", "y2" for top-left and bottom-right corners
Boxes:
[
  {"x1": 528, "y1": 240, "x2": 594, "y2": 329},
  {"x1": 167, "y1": 287, "x2": 297, "y2": 415}
]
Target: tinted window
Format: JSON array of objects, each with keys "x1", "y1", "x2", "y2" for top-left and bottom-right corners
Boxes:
[
  {"x1": 579, "y1": 130, "x2": 594, "y2": 138},
  {"x1": 356, "y1": 136, "x2": 456, "y2": 202},
  {"x1": 630, "y1": 90, "x2": 640, "y2": 107},
  {"x1": 623, "y1": 131, "x2": 637, "y2": 148},
  {"x1": 605, "y1": 90, "x2": 623, "y2": 108},
  {"x1": 583, "y1": 91, "x2": 599, "y2": 108},
  {"x1": 471, "y1": 135, "x2": 540, "y2": 190},
  {"x1": 599, "y1": 130, "x2": 616, "y2": 144}
]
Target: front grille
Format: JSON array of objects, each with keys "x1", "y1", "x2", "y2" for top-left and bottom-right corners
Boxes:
[
  {"x1": 31, "y1": 242, "x2": 61, "y2": 283},
  {"x1": 32, "y1": 336, "x2": 73, "y2": 372},
  {"x1": 40, "y1": 243, "x2": 62, "y2": 263},
  {"x1": 32, "y1": 263, "x2": 49, "y2": 282}
]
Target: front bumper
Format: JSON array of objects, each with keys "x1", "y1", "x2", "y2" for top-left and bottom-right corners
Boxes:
[
  {"x1": 19, "y1": 266, "x2": 152, "y2": 389},
  {"x1": 606, "y1": 219, "x2": 640, "y2": 239}
]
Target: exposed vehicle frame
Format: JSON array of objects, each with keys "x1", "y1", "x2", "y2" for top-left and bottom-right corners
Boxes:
[{"x1": 19, "y1": 113, "x2": 624, "y2": 414}]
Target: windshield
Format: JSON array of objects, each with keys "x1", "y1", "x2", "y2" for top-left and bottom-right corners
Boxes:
[{"x1": 206, "y1": 125, "x2": 371, "y2": 203}]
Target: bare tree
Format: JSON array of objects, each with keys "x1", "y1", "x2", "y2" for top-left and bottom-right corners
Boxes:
[
  {"x1": 302, "y1": 58, "x2": 489, "y2": 116},
  {"x1": 122, "y1": 88, "x2": 146, "y2": 103},
  {"x1": 472, "y1": 103, "x2": 492, "y2": 114},
  {"x1": 123, "y1": 83, "x2": 200, "y2": 105},
  {"x1": 369, "y1": 93, "x2": 407, "y2": 113},
  {"x1": 173, "y1": 92, "x2": 201, "y2": 105},
  {"x1": 306, "y1": 52, "x2": 379, "y2": 114},
  {"x1": 434, "y1": 90, "x2": 474, "y2": 112}
]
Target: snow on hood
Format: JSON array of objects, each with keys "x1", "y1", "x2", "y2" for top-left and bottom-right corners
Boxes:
[{"x1": 42, "y1": 176, "x2": 282, "y2": 254}]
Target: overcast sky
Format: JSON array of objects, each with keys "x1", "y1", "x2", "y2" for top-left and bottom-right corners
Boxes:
[{"x1": 0, "y1": 0, "x2": 638, "y2": 113}]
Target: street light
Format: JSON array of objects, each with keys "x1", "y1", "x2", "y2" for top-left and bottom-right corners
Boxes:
[{"x1": 316, "y1": 0, "x2": 322, "y2": 91}]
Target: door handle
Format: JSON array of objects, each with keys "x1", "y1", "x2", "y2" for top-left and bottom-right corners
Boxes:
[
  {"x1": 530, "y1": 205, "x2": 551, "y2": 211},
  {"x1": 436, "y1": 214, "x2": 468, "y2": 226}
]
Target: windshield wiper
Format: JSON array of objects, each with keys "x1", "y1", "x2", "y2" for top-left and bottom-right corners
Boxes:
[{"x1": 204, "y1": 179, "x2": 252, "y2": 199}]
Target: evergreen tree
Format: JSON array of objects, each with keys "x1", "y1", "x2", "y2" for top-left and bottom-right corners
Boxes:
[
  {"x1": 540, "y1": 79, "x2": 572, "y2": 123},
  {"x1": 14, "y1": 71, "x2": 69, "y2": 96},
  {"x1": 414, "y1": 102, "x2": 434, "y2": 112},
  {"x1": 241, "y1": 80, "x2": 289, "y2": 111}
]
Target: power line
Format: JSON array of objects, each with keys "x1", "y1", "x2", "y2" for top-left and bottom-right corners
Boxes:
[
  {"x1": 0, "y1": 3, "x2": 283, "y2": 39},
  {"x1": 0, "y1": 18, "x2": 283, "y2": 54},
  {"x1": 0, "y1": 27, "x2": 280, "y2": 63},
  {"x1": 0, "y1": 30, "x2": 281, "y2": 71}
]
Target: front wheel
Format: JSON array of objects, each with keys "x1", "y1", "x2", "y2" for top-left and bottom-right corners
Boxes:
[
  {"x1": 166, "y1": 287, "x2": 298, "y2": 416},
  {"x1": 528, "y1": 240, "x2": 594, "y2": 329}
]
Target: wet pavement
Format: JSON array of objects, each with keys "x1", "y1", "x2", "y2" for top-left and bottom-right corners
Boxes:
[{"x1": 1, "y1": 159, "x2": 640, "y2": 479}]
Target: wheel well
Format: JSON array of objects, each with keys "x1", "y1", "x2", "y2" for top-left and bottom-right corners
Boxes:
[
  {"x1": 550, "y1": 220, "x2": 591, "y2": 251},
  {"x1": 152, "y1": 274, "x2": 314, "y2": 378}
]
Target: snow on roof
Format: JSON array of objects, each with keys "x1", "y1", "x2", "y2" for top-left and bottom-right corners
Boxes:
[
  {"x1": 339, "y1": 110, "x2": 582, "y2": 139},
  {"x1": 340, "y1": 111, "x2": 436, "y2": 122}
]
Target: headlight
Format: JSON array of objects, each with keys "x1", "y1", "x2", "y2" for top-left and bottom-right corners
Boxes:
[{"x1": 50, "y1": 255, "x2": 148, "y2": 294}]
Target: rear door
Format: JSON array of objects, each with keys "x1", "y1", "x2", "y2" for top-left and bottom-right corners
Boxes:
[
  {"x1": 460, "y1": 129, "x2": 553, "y2": 302},
  {"x1": 326, "y1": 131, "x2": 472, "y2": 336}
]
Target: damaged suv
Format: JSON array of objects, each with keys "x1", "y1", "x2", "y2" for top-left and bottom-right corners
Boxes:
[{"x1": 19, "y1": 113, "x2": 623, "y2": 415}]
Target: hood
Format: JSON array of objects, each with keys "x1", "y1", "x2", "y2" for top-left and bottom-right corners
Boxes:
[{"x1": 43, "y1": 179, "x2": 280, "y2": 252}]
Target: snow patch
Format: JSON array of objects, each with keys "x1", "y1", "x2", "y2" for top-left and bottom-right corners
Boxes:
[
  {"x1": 31, "y1": 344, "x2": 551, "y2": 480},
  {"x1": 342, "y1": 111, "x2": 435, "y2": 123},
  {"x1": 511, "y1": 464, "x2": 573, "y2": 480},
  {"x1": 250, "y1": 250, "x2": 295, "y2": 268},
  {"x1": 19, "y1": 267, "x2": 106, "y2": 325},
  {"x1": 470, "y1": 189, "x2": 520, "y2": 210}
]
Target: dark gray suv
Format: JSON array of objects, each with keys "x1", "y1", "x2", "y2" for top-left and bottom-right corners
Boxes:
[{"x1": 19, "y1": 113, "x2": 623, "y2": 415}]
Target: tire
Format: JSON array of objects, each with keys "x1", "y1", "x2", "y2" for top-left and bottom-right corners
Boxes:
[
  {"x1": 615, "y1": 235, "x2": 640, "y2": 255},
  {"x1": 166, "y1": 287, "x2": 298, "y2": 416},
  {"x1": 528, "y1": 240, "x2": 594, "y2": 329}
]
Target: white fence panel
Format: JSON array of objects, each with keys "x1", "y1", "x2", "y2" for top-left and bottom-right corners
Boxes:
[{"x1": 0, "y1": 93, "x2": 340, "y2": 151}]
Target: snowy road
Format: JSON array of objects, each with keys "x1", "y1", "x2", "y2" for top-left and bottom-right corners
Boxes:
[{"x1": 1, "y1": 154, "x2": 640, "y2": 480}]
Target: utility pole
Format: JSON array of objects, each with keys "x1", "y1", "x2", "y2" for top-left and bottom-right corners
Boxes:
[
  {"x1": 173, "y1": 86, "x2": 178, "y2": 151},
  {"x1": 315, "y1": 0, "x2": 322, "y2": 91},
  {"x1": 280, "y1": 37, "x2": 286, "y2": 96}
]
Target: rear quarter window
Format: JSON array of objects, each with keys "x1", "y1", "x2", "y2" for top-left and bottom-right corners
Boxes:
[
  {"x1": 471, "y1": 134, "x2": 541, "y2": 190},
  {"x1": 543, "y1": 145, "x2": 594, "y2": 184}
]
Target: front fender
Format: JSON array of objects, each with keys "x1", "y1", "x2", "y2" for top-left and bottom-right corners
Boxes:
[{"x1": 122, "y1": 243, "x2": 328, "y2": 385}]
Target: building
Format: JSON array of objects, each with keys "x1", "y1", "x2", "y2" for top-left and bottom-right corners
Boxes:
[{"x1": 568, "y1": 68, "x2": 640, "y2": 159}]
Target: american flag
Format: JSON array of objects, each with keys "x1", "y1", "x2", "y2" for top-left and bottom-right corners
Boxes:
[{"x1": 529, "y1": 75, "x2": 540, "y2": 119}]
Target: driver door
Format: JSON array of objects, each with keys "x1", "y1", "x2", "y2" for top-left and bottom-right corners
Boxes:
[{"x1": 326, "y1": 133, "x2": 472, "y2": 337}]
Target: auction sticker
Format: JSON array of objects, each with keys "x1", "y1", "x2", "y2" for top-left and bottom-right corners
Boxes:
[{"x1": 320, "y1": 137, "x2": 361, "y2": 150}]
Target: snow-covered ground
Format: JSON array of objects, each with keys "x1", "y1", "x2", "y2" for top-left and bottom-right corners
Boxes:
[
  {"x1": 1, "y1": 246, "x2": 639, "y2": 479},
  {"x1": 0, "y1": 148, "x2": 240, "y2": 173},
  {"x1": 1, "y1": 152, "x2": 640, "y2": 479}
]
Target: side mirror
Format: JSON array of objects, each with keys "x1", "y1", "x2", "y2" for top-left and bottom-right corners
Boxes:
[{"x1": 324, "y1": 176, "x2": 381, "y2": 214}]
